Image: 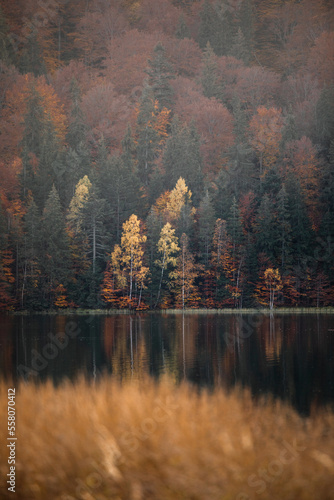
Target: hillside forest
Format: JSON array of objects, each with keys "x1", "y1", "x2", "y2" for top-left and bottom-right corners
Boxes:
[{"x1": 0, "y1": 0, "x2": 333, "y2": 310}]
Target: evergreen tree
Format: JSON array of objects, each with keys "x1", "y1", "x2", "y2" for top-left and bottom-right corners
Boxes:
[
  {"x1": 230, "y1": 27, "x2": 249, "y2": 64},
  {"x1": 280, "y1": 109, "x2": 298, "y2": 149},
  {"x1": 146, "y1": 42, "x2": 175, "y2": 111},
  {"x1": 97, "y1": 152, "x2": 138, "y2": 243},
  {"x1": 175, "y1": 14, "x2": 191, "y2": 39},
  {"x1": 286, "y1": 173, "x2": 314, "y2": 268},
  {"x1": 136, "y1": 82, "x2": 160, "y2": 186},
  {"x1": 21, "y1": 198, "x2": 42, "y2": 308},
  {"x1": 40, "y1": 186, "x2": 70, "y2": 307},
  {"x1": 198, "y1": 189, "x2": 216, "y2": 266},
  {"x1": 20, "y1": 84, "x2": 63, "y2": 208},
  {"x1": 255, "y1": 194, "x2": 278, "y2": 262},
  {"x1": 318, "y1": 141, "x2": 334, "y2": 280},
  {"x1": 276, "y1": 184, "x2": 292, "y2": 272},
  {"x1": 315, "y1": 85, "x2": 334, "y2": 154},
  {"x1": 200, "y1": 42, "x2": 223, "y2": 100},
  {"x1": 197, "y1": 0, "x2": 216, "y2": 51},
  {"x1": 238, "y1": 0, "x2": 255, "y2": 61},
  {"x1": 0, "y1": 5, "x2": 16, "y2": 65},
  {"x1": 19, "y1": 26, "x2": 46, "y2": 76},
  {"x1": 163, "y1": 117, "x2": 203, "y2": 204}
]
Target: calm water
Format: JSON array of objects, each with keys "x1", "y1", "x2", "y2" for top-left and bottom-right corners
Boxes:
[{"x1": 1, "y1": 312, "x2": 333, "y2": 415}]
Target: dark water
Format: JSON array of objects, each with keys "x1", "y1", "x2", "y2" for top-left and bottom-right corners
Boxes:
[{"x1": 1, "y1": 312, "x2": 334, "y2": 415}]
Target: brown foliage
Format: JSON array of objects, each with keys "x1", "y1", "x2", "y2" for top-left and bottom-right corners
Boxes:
[
  {"x1": 0, "y1": 376, "x2": 334, "y2": 499},
  {"x1": 81, "y1": 81, "x2": 133, "y2": 151}
]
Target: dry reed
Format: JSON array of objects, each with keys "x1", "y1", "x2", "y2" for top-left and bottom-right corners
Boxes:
[{"x1": 1, "y1": 376, "x2": 334, "y2": 500}]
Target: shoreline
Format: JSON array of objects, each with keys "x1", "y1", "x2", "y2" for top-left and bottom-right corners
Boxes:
[{"x1": 7, "y1": 306, "x2": 334, "y2": 316}]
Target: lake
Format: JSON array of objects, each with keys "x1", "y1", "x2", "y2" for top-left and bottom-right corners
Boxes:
[{"x1": 1, "y1": 312, "x2": 333, "y2": 415}]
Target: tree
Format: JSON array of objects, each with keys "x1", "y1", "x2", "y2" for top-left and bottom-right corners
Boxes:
[
  {"x1": 170, "y1": 233, "x2": 200, "y2": 309},
  {"x1": 175, "y1": 14, "x2": 191, "y2": 40},
  {"x1": 111, "y1": 214, "x2": 149, "y2": 308},
  {"x1": 155, "y1": 222, "x2": 179, "y2": 307},
  {"x1": 21, "y1": 197, "x2": 41, "y2": 309},
  {"x1": 136, "y1": 81, "x2": 167, "y2": 186},
  {"x1": 248, "y1": 106, "x2": 284, "y2": 183},
  {"x1": 19, "y1": 26, "x2": 46, "y2": 76},
  {"x1": 163, "y1": 118, "x2": 203, "y2": 203},
  {"x1": 276, "y1": 184, "x2": 291, "y2": 272},
  {"x1": 255, "y1": 268, "x2": 282, "y2": 310},
  {"x1": 40, "y1": 185, "x2": 70, "y2": 307},
  {"x1": 198, "y1": 189, "x2": 216, "y2": 266},
  {"x1": 0, "y1": 200, "x2": 15, "y2": 310},
  {"x1": 200, "y1": 42, "x2": 223, "y2": 100},
  {"x1": 255, "y1": 194, "x2": 278, "y2": 262},
  {"x1": 146, "y1": 42, "x2": 175, "y2": 111}
]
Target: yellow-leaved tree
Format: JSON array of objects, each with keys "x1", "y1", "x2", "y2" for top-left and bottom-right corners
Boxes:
[
  {"x1": 255, "y1": 268, "x2": 283, "y2": 310},
  {"x1": 155, "y1": 222, "x2": 180, "y2": 308},
  {"x1": 111, "y1": 214, "x2": 149, "y2": 308}
]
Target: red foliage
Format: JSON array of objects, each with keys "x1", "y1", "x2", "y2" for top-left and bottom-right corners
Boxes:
[
  {"x1": 105, "y1": 29, "x2": 164, "y2": 98},
  {"x1": 136, "y1": 0, "x2": 180, "y2": 36},
  {"x1": 307, "y1": 31, "x2": 334, "y2": 87},
  {"x1": 81, "y1": 81, "x2": 133, "y2": 151},
  {"x1": 173, "y1": 78, "x2": 234, "y2": 174}
]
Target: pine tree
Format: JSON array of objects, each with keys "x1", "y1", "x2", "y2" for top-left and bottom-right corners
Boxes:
[
  {"x1": 175, "y1": 14, "x2": 191, "y2": 40},
  {"x1": 200, "y1": 42, "x2": 223, "y2": 100},
  {"x1": 230, "y1": 27, "x2": 249, "y2": 64},
  {"x1": 198, "y1": 189, "x2": 216, "y2": 266},
  {"x1": 238, "y1": 0, "x2": 255, "y2": 60},
  {"x1": 146, "y1": 42, "x2": 175, "y2": 111},
  {"x1": 315, "y1": 85, "x2": 334, "y2": 154},
  {"x1": 136, "y1": 82, "x2": 160, "y2": 186},
  {"x1": 21, "y1": 198, "x2": 41, "y2": 309},
  {"x1": 276, "y1": 184, "x2": 292, "y2": 271},
  {"x1": 0, "y1": 5, "x2": 16, "y2": 65},
  {"x1": 0, "y1": 200, "x2": 15, "y2": 310},
  {"x1": 163, "y1": 117, "x2": 203, "y2": 204},
  {"x1": 255, "y1": 194, "x2": 278, "y2": 262},
  {"x1": 19, "y1": 26, "x2": 46, "y2": 76},
  {"x1": 40, "y1": 185, "x2": 70, "y2": 307},
  {"x1": 197, "y1": 0, "x2": 216, "y2": 50}
]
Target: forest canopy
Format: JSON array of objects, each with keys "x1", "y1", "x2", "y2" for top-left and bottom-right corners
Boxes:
[{"x1": 0, "y1": 0, "x2": 333, "y2": 310}]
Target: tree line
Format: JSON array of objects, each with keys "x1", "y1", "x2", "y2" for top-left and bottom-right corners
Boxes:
[{"x1": 0, "y1": 0, "x2": 333, "y2": 310}]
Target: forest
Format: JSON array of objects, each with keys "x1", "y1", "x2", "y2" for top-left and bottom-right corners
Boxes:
[{"x1": 0, "y1": 0, "x2": 333, "y2": 310}]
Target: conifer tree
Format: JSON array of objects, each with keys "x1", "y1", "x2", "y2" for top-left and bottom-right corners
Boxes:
[
  {"x1": 19, "y1": 27, "x2": 46, "y2": 76},
  {"x1": 163, "y1": 117, "x2": 203, "y2": 204},
  {"x1": 136, "y1": 82, "x2": 160, "y2": 186},
  {"x1": 146, "y1": 42, "x2": 175, "y2": 111},
  {"x1": 200, "y1": 42, "x2": 223, "y2": 100},
  {"x1": 21, "y1": 198, "x2": 41, "y2": 309},
  {"x1": 175, "y1": 14, "x2": 191, "y2": 40},
  {"x1": 276, "y1": 184, "x2": 292, "y2": 271},
  {"x1": 40, "y1": 185, "x2": 70, "y2": 307},
  {"x1": 255, "y1": 194, "x2": 277, "y2": 262},
  {"x1": 198, "y1": 190, "x2": 216, "y2": 266}
]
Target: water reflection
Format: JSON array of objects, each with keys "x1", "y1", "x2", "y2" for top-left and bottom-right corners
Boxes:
[{"x1": 0, "y1": 312, "x2": 333, "y2": 415}]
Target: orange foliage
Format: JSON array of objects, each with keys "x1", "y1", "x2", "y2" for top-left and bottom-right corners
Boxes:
[
  {"x1": 307, "y1": 31, "x2": 334, "y2": 87},
  {"x1": 248, "y1": 106, "x2": 284, "y2": 178},
  {"x1": 0, "y1": 250, "x2": 15, "y2": 310},
  {"x1": 54, "y1": 284, "x2": 69, "y2": 308},
  {"x1": 284, "y1": 137, "x2": 320, "y2": 229}
]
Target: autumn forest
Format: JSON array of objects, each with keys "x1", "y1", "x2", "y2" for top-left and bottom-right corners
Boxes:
[{"x1": 0, "y1": 0, "x2": 333, "y2": 311}]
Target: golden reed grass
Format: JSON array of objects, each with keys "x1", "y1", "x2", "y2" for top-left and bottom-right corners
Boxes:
[{"x1": 1, "y1": 376, "x2": 334, "y2": 500}]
